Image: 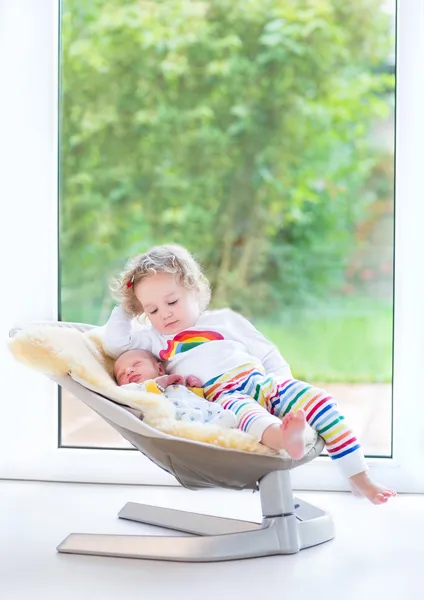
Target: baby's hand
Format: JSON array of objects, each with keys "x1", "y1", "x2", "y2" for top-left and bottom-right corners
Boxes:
[
  {"x1": 167, "y1": 374, "x2": 185, "y2": 386},
  {"x1": 186, "y1": 375, "x2": 202, "y2": 388},
  {"x1": 155, "y1": 374, "x2": 185, "y2": 388}
]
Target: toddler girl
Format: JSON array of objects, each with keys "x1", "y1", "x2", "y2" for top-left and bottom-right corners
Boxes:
[{"x1": 104, "y1": 244, "x2": 396, "y2": 505}]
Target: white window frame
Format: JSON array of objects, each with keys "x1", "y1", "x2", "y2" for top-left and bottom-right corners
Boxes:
[{"x1": 1, "y1": 0, "x2": 423, "y2": 492}]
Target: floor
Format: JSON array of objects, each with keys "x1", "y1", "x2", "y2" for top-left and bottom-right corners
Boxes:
[
  {"x1": 1, "y1": 479, "x2": 423, "y2": 599},
  {"x1": 61, "y1": 383, "x2": 392, "y2": 456}
]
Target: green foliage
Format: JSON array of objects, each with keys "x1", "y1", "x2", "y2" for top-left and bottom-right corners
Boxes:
[
  {"x1": 60, "y1": 0, "x2": 394, "y2": 324},
  {"x1": 256, "y1": 298, "x2": 393, "y2": 383}
]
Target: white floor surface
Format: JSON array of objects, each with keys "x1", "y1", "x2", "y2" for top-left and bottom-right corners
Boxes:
[{"x1": 1, "y1": 479, "x2": 423, "y2": 599}]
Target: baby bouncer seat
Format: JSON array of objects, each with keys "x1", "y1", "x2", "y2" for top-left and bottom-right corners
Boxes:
[{"x1": 9, "y1": 321, "x2": 335, "y2": 562}]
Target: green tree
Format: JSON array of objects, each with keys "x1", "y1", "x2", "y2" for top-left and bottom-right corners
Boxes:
[{"x1": 61, "y1": 0, "x2": 393, "y2": 323}]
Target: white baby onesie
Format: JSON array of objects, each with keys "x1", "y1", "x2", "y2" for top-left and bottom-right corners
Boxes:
[{"x1": 122, "y1": 382, "x2": 237, "y2": 429}]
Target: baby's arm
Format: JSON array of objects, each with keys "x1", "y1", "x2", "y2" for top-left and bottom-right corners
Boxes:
[
  {"x1": 155, "y1": 374, "x2": 185, "y2": 390},
  {"x1": 157, "y1": 374, "x2": 205, "y2": 398},
  {"x1": 103, "y1": 305, "x2": 149, "y2": 358}
]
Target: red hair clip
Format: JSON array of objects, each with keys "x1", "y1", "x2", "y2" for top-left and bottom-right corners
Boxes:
[{"x1": 126, "y1": 275, "x2": 135, "y2": 288}]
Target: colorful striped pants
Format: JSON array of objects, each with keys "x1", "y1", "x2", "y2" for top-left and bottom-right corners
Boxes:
[{"x1": 203, "y1": 364, "x2": 367, "y2": 478}]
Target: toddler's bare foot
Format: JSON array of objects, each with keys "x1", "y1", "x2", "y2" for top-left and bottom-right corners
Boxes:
[
  {"x1": 349, "y1": 471, "x2": 396, "y2": 505},
  {"x1": 261, "y1": 410, "x2": 306, "y2": 459}
]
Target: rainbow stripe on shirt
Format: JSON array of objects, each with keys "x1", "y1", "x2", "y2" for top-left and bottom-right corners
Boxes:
[{"x1": 159, "y1": 330, "x2": 224, "y2": 361}]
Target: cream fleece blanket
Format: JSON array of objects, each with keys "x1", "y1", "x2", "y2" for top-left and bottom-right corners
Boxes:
[{"x1": 9, "y1": 323, "x2": 315, "y2": 457}]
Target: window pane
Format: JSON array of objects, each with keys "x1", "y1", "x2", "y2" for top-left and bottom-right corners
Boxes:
[{"x1": 60, "y1": 0, "x2": 395, "y2": 456}]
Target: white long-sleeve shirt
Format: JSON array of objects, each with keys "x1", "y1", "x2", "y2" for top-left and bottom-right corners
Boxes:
[{"x1": 103, "y1": 306, "x2": 292, "y2": 385}]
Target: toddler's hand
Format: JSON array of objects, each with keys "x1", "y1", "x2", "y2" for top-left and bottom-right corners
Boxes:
[{"x1": 186, "y1": 375, "x2": 202, "y2": 388}]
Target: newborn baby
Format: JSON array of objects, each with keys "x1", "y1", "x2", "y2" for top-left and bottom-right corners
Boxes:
[{"x1": 114, "y1": 349, "x2": 236, "y2": 428}]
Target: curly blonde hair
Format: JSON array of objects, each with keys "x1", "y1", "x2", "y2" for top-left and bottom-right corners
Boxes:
[{"x1": 111, "y1": 244, "x2": 211, "y2": 315}]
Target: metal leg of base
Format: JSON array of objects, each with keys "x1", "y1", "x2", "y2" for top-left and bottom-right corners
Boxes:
[
  {"x1": 118, "y1": 502, "x2": 261, "y2": 535},
  {"x1": 298, "y1": 513, "x2": 335, "y2": 549},
  {"x1": 57, "y1": 505, "x2": 334, "y2": 561},
  {"x1": 57, "y1": 516, "x2": 301, "y2": 562}
]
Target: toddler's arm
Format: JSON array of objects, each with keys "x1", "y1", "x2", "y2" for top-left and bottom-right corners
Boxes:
[{"x1": 103, "y1": 305, "x2": 151, "y2": 358}]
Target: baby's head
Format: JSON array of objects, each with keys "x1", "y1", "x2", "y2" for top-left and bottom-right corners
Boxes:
[
  {"x1": 114, "y1": 349, "x2": 164, "y2": 386},
  {"x1": 113, "y1": 244, "x2": 211, "y2": 335}
]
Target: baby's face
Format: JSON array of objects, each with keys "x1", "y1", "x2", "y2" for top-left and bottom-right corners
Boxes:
[{"x1": 114, "y1": 350, "x2": 164, "y2": 386}]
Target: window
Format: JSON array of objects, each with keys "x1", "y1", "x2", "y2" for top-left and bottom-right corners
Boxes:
[
  {"x1": 1, "y1": 0, "x2": 423, "y2": 491},
  {"x1": 60, "y1": 1, "x2": 397, "y2": 462}
]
